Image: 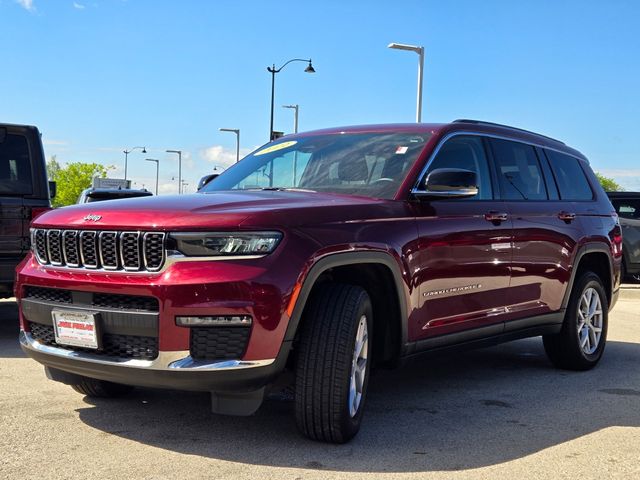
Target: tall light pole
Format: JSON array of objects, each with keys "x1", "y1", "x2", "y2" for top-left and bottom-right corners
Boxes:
[
  {"x1": 282, "y1": 104, "x2": 299, "y2": 133},
  {"x1": 123, "y1": 146, "x2": 146, "y2": 183},
  {"x1": 219, "y1": 128, "x2": 240, "y2": 163},
  {"x1": 144, "y1": 158, "x2": 159, "y2": 195},
  {"x1": 166, "y1": 149, "x2": 182, "y2": 194},
  {"x1": 388, "y1": 43, "x2": 425, "y2": 122},
  {"x1": 267, "y1": 58, "x2": 315, "y2": 141}
]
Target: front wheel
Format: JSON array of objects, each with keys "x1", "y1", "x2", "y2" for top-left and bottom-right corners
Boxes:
[
  {"x1": 543, "y1": 272, "x2": 608, "y2": 370},
  {"x1": 295, "y1": 284, "x2": 373, "y2": 443}
]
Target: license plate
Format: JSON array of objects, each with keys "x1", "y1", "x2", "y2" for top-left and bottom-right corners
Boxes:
[{"x1": 52, "y1": 309, "x2": 99, "y2": 349}]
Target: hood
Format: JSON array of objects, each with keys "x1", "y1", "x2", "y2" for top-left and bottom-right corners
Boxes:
[{"x1": 32, "y1": 190, "x2": 403, "y2": 230}]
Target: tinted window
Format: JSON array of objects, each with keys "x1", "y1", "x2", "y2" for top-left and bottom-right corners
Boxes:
[
  {"x1": 490, "y1": 138, "x2": 547, "y2": 200},
  {"x1": 0, "y1": 133, "x2": 33, "y2": 195},
  {"x1": 611, "y1": 199, "x2": 640, "y2": 219},
  {"x1": 426, "y1": 136, "x2": 492, "y2": 200},
  {"x1": 545, "y1": 150, "x2": 593, "y2": 201}
]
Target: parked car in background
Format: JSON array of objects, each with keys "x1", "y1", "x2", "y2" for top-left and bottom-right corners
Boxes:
[
  {"x1": 0, "y1": 123, "x2": 53, "y2": 298},
  {"x1": 17, "y1": 120, "x2": 621, "y2": 442},
  {"x1": 607, "y1": 191, "x2": 640, "y2": 281},
  {"x1": 77, "y1": 187, "x2": 152, "y2": 203}
]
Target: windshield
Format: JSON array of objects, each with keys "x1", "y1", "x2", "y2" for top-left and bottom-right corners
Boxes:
[{"x1": 201, "y1": 132, "x2": 431, "y2": 199}]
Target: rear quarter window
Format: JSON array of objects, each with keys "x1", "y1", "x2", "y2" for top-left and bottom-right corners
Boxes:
[
  {"x1": 545, "y1": 149, "x2": 593, "y2": 201},
  {"x1": 0, "y1": 133, "x2": 33, "y2": 195}
]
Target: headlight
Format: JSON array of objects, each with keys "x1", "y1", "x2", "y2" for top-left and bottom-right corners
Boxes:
[{"x1": 168, "y1": 231, "x2": 282, "y2": 257}]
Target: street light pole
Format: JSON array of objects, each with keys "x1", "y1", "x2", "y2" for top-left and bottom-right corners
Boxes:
[
  {"x1": 282, "y1": 104, "x2": 299, "y2": 133},
  {"x1": 388, "y1": 43, "x2": 425, "y2": 122},
  {"x1": 123, "y1": 146, "x2": 146, "y2": 183},
  {"x1": 166, "y1": 149, "x2": 182, "y2": 194},
  {"x1": 219, "y1": 128, "x2": 240, "y2": 163},
  {"x1": 267, "y1": 59, "x2": 315, "y2": 141},
  {"x1": 144, "y1": 158, "x2": 159, "y2": 195}
]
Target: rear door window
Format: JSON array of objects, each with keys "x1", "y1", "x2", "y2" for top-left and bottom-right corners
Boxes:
[
  {"x1": 489, "y1": 138, "x2": 547, "y2": 200},
  {"x1": 0, "y1": 133, "x2": 33, "y2": 195},
  {"x1": 545, "y1": 150, "x2": 593, "y2": 201}
]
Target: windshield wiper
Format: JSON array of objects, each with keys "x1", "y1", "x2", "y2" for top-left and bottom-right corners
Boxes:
[{"x1": 248, "y1": 187, "x2": 316, "y2": 193}]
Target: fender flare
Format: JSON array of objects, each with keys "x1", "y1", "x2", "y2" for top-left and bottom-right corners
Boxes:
[
  {"x1": 561, "y1": 242, "x2": 614, "y2": 310},
  {"x1": 282, "y1": 251, "x2": 410, "y2": 347}
]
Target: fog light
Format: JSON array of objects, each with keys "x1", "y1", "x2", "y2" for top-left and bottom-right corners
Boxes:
[{"x1": 176, "y1": 315, "x2": 252, "y2": 327}]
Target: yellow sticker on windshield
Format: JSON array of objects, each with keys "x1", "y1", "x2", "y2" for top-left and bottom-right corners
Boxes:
[{"x1": 254, "y1": 140, "x2": 297, "y2": 156}]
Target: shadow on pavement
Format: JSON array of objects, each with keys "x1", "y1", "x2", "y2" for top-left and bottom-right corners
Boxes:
[
  {"x1": 75, "y1": 337, "x2": 640, "y2": 473},
  {"x1": 0, "y1": 301, "x2": 23, "y2": 358}
]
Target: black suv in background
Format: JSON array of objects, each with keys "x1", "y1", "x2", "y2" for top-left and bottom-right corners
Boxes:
[
  {"x1": 607, "y1": 191, "x2": 640, "y2": 281},
  {"x1": 0, "y1": 123, "x2": 52, "y2": 298}
]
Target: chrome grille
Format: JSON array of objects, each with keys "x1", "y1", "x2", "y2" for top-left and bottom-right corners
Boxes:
[
  {"x1": 31, "y1": 229, "x2": 166, "y2": 272},
  {"x1": 33, "y1": 229, "x2": 48, "y2": 263},
  {"x1": 62, "y1": 230, "x2": 80, "y2": 267},
  {"x1": 120, "y1": 232, "x2": 141, "y2": 270},
  {"x1": 99, "y1": 231, "x2": 119, "y2": 270},
  {"x1": 47, "y1": 230, "x2": 63, "y2": 265},
  {"x1": 143, "y1": 233, "x2": 165, "y2": 271},
  {"x1": 80, "y1": 231, "x2": 98, "y2": 268}
]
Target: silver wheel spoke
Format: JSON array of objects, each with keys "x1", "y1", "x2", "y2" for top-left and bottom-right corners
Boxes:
[
  {"x1": 578, "y1": 287, "x2": 603, "y2": 355},
  {"x1": 349, "y1": 315, "x2": 369, "y2": 417}
]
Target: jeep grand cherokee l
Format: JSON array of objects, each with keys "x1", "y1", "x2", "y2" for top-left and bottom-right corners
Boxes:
[{"x1": 17, "y1": 120, "x2": 621, "y2": 443}]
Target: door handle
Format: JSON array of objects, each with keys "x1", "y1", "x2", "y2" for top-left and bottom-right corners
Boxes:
[
  {"x1": 484, "y1": 211, "x2": 508, "y2": 223},
  {"x1": 558, "y1": 211, "x2": 576, "y2": 223}
]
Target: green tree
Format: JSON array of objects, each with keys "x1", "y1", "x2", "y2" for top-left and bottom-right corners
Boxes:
[
  {"x1": 46, "y1": 159, "x2": 112, "y2": 207},
  {"x1": 595, "y1": 172, "x2": 623, "y2": 192}
]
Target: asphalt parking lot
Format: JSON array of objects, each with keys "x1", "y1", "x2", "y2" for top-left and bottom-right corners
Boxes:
[{"x1": 1, "y1": 289, "x2": 639, "y2": 480}]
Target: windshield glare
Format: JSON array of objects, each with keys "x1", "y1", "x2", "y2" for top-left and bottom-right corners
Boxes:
[{"x1": 201, "y1": 132, "x2": 431, "y2": 199}]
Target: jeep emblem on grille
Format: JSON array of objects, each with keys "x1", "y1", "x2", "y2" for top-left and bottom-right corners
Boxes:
[{"x1": 83, "y1": 214, "x2": 102, "y2": 222}]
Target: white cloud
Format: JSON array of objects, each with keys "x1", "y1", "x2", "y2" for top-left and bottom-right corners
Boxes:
[
  {"x1": 15, "y1": 0, "x2": 35, "y2": 11},
  {"x1": 73, "y1": 2, "x2": 85, "y2": 9},
  {"x1": 201, "y1": 145, "x2": 251, "y2": 169}
]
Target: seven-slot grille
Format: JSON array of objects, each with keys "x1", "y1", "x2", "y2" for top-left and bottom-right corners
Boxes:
[{"x1": 31, "y1": 229, "x2": 166, "y2": 272}]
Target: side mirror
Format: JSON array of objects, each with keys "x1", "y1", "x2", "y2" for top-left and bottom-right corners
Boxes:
[
  {"x1": 197, "y1": 174, "x2": 219, "y2": 191},
  {"x1": 48, "y1": 180, "x2": 57, "y2": 199},
  {"x1": 413, "y1": 168, "x2": 479, "y2": 199}
]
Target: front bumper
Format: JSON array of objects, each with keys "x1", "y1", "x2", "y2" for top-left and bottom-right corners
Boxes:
[{"x1": 20, "y1": 330, "x2": 286, "y2": 393}]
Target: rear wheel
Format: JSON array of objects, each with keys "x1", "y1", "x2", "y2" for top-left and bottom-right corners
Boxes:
[
  {"x1": 71, "y1": 378, "x2": 134, "y2": 398},
  {"x1": 295, "y1": 283, "x2": 372, "y2": 443},
  {"x1": 543, "y1": 272, "x2": 608, "y2": 370}
]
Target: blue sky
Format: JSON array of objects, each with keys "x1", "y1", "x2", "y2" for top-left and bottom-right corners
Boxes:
[{"x1": 1, "y1": 0, "x2": 639, "y2": 193}]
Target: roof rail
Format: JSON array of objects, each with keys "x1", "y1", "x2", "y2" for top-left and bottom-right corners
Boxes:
[{"x1": 452, "y1": 119, "x2": 565, "y2": 145}]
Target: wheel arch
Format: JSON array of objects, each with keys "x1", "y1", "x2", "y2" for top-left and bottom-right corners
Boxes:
[
  {"x1": 283, "y1": 252, "x2": 409, "y2": 365},
  {"x1": 562, "y1": 243, "x2": 614, "y2": 310}
]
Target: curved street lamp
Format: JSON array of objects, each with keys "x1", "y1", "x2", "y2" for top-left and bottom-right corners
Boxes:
[
  {"x1": 123, "y1": 146, "x2": 146, "y2": 183},
  {"x1": 388, "y1": 43, "x2": 425, "y2": 122},
  {"x1": 267, "y1": 58, "x2": 314, "y2": 141}
]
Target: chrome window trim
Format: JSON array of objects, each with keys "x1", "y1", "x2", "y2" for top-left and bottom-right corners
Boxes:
[
  {"x1": 411, "y1": 130, "x2": 589, "y2": 195},
  {"x1": 142, "y1": 232, "x2": 166, "y2": 272},
  {"x1": 61, "y1": 230, "x2": 80, "y2": 267},
  {"x1": 98, "y1": 231, "x2": 120, "y2": 271},
  {"x1": 20, "y1": 331, "x2": 274, "y2": 371},
  {"x1": 79, "y1": 230, "x2": 99, "y2": 269},
  {"x1": 46, "y1": 229, "x2": 63, "y2": 266},
  {"x1": 119, "y1": 231, "x2": 141, "y2": 271}
]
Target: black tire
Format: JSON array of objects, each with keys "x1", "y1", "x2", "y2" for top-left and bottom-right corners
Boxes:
[
  {"x1": 543, "y1": 272, "x2": 608, "y2": 370},
  {"x1": 71, "y1": 378, "x2": 134, "y2": 398},
  {"x1": 295, "y1": 283, "x2": 373, "y2": 443}
]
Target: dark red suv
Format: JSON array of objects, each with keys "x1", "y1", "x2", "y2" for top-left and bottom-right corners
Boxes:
[{"x1": 16, "y1": 120, "x2": 622, "y2": 443}]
